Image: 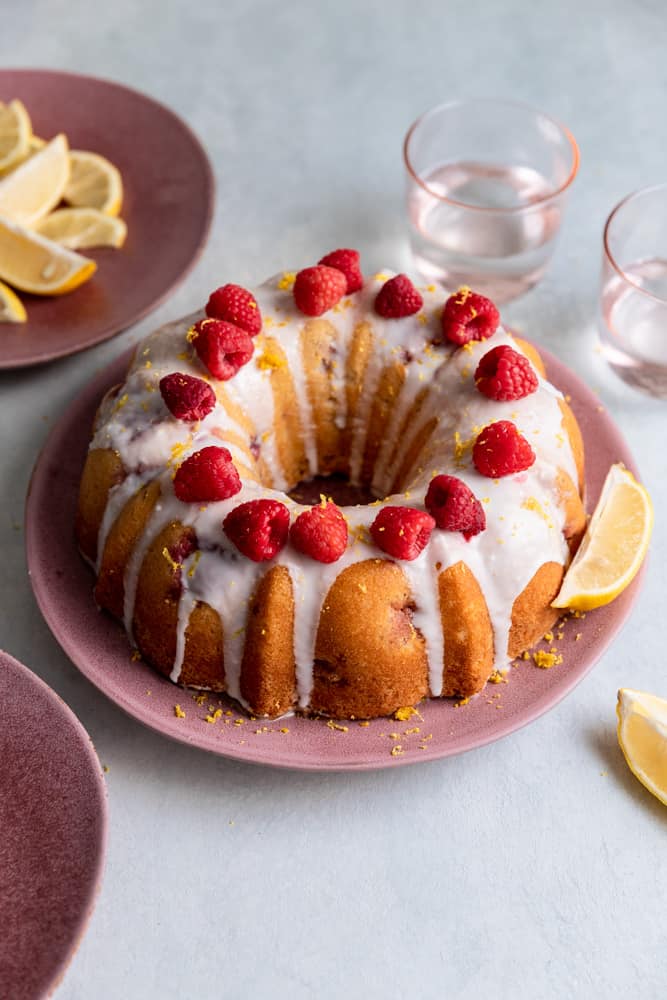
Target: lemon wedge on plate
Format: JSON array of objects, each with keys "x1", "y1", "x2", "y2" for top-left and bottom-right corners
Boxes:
[
  {"x1": 552, "y1": 463, "x2": 652, "y2": 611},
  {"x1": 35, "y1": 207, "x2": 127, "y2": 249},
  {"x1": 0, "y1": 279, "x2": 27, "y2": 322},
  {"x1": 0, "y1": 216, "x2": 96, "y2": 295},
  {"x1": 0, "y1": 134, "x2": 70, "y2": 226},
  {"x1": 64, "y1": 150, "x2": 123, "y2": 216},
  {"x1": 0, "y1": 99, "x2": 31, "y2": 174},
  {"x1": 617, "y1": 689, "x2": 667, "y2": 806}
]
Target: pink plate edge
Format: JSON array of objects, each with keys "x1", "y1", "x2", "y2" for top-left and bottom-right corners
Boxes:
[
  {"x1": 0, "y1": 649, "x2": 108, "y2": 995},
  {"x1": 25, "y1": 341, "x2": 648, "y2": 771}
]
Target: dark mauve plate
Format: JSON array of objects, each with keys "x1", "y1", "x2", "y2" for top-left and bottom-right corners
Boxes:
[
  {"x1": 25, "y1": 342, "x2": 647, "y2": 771},
  {"x1": 0, "y1": 69, "x2": 213, "y2": 368},
  {"x1": 0, "y1": 651, "x2": 107, "y2": 999}
]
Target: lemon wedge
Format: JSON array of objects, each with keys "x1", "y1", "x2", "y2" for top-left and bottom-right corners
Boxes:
[
  {"x1": 0, "y1": 216, "x2": 96, "y2": 295},
  {"x1": 552, "y1": 463, "x2": 652, "y2": 611},
  {"x1": 35, "y1": 207, "x2": 127, "y2": 249},
  {"x1": 0, "y1": 134, "x2": 70, "y2": 226},
  {"x1": 617, "y1": 689, "x2": 667, "y2": 806},
  {"x1": 0, "y1": 279, "x2": 27, "y2": 322},
  {"x1": 0, "y1": 99, "x2": 32, "y2": 174},
  {"x1": 64, "y1": 150, "x2": 123, "y2": 216}
]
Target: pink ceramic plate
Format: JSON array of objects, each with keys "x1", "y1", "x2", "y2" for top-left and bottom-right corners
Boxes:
[
  {"x1": 0, "y1": 651, "x2": 107, "y2": 998},
  {"x1": 0, "y1": 69, "x2": 213, "y2": 368},
  {"x1": 25, "y1": 345, "x2": 646, "y2": 771}
]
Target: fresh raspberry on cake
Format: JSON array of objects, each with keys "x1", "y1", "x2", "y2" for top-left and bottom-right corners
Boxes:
[
  {"x1": 205, "y1": 284, "x2": 262, "y2": 336},
  {"x1": 293, "y1": 265, "x2": 347, "y2": 317},
  {"x1": 223, "y1": 499, "x2": 290, "y2": 561},
  {"x1": 173, "y1": 446, "x2": 242, "y2": 502},
  {"x1": 370, "y1": 506, "x2": 435, "y2": 560},
  {"x1": 474, "y1": 345, "x2": 538, "y2": 401},
  {"x1": 318, "y1": 248, "x2": 363, "y2": 293},
  {"x1": 425, "y1": 475, "x2": 486, "y2": 539},
  {"x1": 191, "y1": 318, "x2": 254, "y2": 380},
  {"x1": 159, "y1": 372, "x2": 217, "y2": 422},
  {"x1": 438, "y1": 287, "x2": 500, "y2": 345},
  {"x1": 290, "y1": 500, "x2": 348, "y2": 562},
  {"x1": 374, "y1": 274, "x2": 423, "y2": 318},
  {"x1": 472, "y1": 420, "x2": 536, "y2": 478}
]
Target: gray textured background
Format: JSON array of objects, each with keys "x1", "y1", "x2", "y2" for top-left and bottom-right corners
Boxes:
[{"x1": 1, "y1": 1, "x2": 666, "y2": 997}]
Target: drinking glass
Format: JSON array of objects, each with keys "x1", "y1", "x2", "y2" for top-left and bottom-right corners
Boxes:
[
  {"x1": 599, "y1": 183, "x2": 667, "y2": 398},
  {"x1": 403, "y1": 99, "x2": 579, "y2": 303}
]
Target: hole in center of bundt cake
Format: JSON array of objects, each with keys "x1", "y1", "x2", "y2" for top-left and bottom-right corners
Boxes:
[{"x1": 287, "y1": 474, "x2": 378, "y2": 507}]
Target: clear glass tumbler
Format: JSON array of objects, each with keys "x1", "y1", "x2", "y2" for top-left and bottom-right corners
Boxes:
[
  {"x1": 599, "y1": 184, "x2": 667, "y2": 398},
  {"x1": 403, "y1": 99, "x2": 579, "y2": 303}
]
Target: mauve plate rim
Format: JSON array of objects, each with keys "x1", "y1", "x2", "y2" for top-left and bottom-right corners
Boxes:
[
  {"x1": 0, "y1": 648, "x2": 108, "y2": 998},
  {"x1": 24, "y1": 338, "x2": 648, "y2": 772},
  {"x1": 0, "y1": 67, "x2": 214, "y2": 370}
]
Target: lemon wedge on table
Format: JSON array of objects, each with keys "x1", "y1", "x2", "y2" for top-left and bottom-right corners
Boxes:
[
  {"x1": 0, "y1": 134, "x2": 70, "y2": 226},
  {"x1": 0, "y1": 99, "x2": 31, "y2": 174},
  {"x1": 35, "y1": 207, "x2": 127, "y2": 249},
  {"x1": 552, "y1": 463, "x2": 652, "y2": 611},
  {"x1": 0, "y1": 216, "x2": 96, "y2": 295},
  {"x1": 64, "y1": 150, "x2": 123, "y2": 216},
  {"x1": 617, "y1": 689, "x2": 667, "y2": 807},
  {"x1": 0, "y1": 279, "x2": 27, "y2": 322}
]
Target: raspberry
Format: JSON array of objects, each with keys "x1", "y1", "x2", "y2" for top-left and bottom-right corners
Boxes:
[
  {"x1": 290, "y1": 500, "x2": 348, "y2": 562},
  {"x1": 293, "y1": 265, "x2": 347, "y2": 317},
  {"x1": 173, "y1": 446, "x2": 242, "y2": 502},
  {"x1": 205, "y1": 284, "x2": 262, "y2": 336},
  {"x1": 425, "y1": 475, "x2": 486, "y2": 539},
  {"x1": 369, "y1": 506, "x2": 435, "y2": 560},
  {"x1": 317, "y1": 248, "x2": 363, "y2": 293},
  {"x1": 223, "y1": 498, "x2": 290, "y2": 561},
  {"x1": 472, "y1": 420, "x2": 536, "y2": 478},
  {"x1": 374, "y1": 274, "x2": 423, "y2": 319},
  {"x1": 474, "y1": 345, "x2": 539, "y2": 401},
  {"x1": 438, "y1": 288, "x2": 500, "y2": 345},
  {"x1": 159, "y1": 372, "x2": 216, "y2": 422},
  {"x1": 191, "y1": 318, "x2": 254, "y2": 380}
]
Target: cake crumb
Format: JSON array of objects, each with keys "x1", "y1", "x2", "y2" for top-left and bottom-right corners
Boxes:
[
  {"x1": 174, "y1": 704, "x2": 186, "y2": 719},
  {"x1": 390, "y1": 745, "x2": 404, "y2": 757},
  {"x1": 575, "y1": 633, "x2": 582, "y2": 641},
  {"x1": 454, "y1": 696, "x2": 470, "y2": 708},
  {"x1": 131, "y1": 649, "x2": 142, "y2": 662},
  {"x1": 532, "y1": 650, "x2": 563, "y2": 669},
  {"x1": 359, "y1": 721, "x2": 370, "y2": 727},
  {"x1": 103, "y1": 764, "x2": 109, "y2": 773},
  {"x1": 394, "y1": 706, "x2": 419, "y2": 721},
  {"x1": 543, "y1": 631, "x2": 554, "y2": 643},
  {"x1": 404, "y1": 727, "x2": 421, "y2": 735},
  {"x1": 488, "y1": 670, "x2": 508, "y2": 685},
  {"x1": 280, "y1": 727, "x2": 289, "y2": 734},
  {"x1": 326, "y1": 720, "x2": 348, "y2": 733},
  {"x1": 205, "y1": 708, "x2": 223, "y2": 723}
]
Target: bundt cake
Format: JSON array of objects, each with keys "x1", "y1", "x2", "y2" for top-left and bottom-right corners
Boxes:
[{"x1": 76, "y1": 250, "x2": 586, "y2": 719}]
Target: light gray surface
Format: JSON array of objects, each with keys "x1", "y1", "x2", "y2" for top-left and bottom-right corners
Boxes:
[{"x1": 1, "y1": 1, "x2": 666, "y2": 998}]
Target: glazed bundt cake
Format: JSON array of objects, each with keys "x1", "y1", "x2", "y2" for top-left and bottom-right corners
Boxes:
[{"x1": 76, "y1": 250, "x2": 586, "y2": 719}]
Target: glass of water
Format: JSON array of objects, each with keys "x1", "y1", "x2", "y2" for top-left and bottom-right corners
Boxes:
[
  {"x1": 599, "y1": 184, "x2": 667, "y2": 397},
  {"x1": 403, "y1": 99, "x2": 579, "y2": 303}
]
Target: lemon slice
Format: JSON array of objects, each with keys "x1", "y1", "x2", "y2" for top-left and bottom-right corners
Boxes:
[
  {"x1": 64, "y1": 150, "x2": 123, "y2": 216},
  {"x1": 552, "y1": 463, "x2": 652, "y2": 611},
  {"x1": 0, "y1": 99, "x2": 31, "y2": 174},
  {"x1": 35, "y1": 207, "x2": 127, "y2": 249},
  {"x1": 0, "y1": 134, "x2": 70, "y2": 226},
  {"x1": 617, "y1": 689, "x2": 667, "y2": 806},
  {"x1": 0, "y1": 279, "x2": 27, "y2": 322},
  {"x1": 0, "y1": 216, "x2": 96, "y2": 295}
]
